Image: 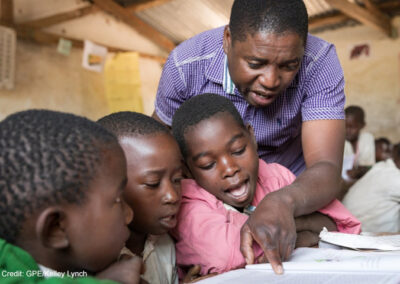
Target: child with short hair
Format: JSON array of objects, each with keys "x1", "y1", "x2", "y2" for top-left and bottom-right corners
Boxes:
[
  {"x1": 375, "y1": 137, "x2": 392, "y2": 162},
  {"x1": 98, "y1": 112, "x2": 182, "y2": 284},
  {"x1": 342, "y1": 105, "x2": 375, "y2": 180},
  {"x1": 343, "y1": 142, "x2": 400, "y2": 232},
  {"x1": 171, "y1": 94, "x2": 361, "y2": 275},
  {"x1": 0, "y1": 110, "x2": 142, "y2": 283}
]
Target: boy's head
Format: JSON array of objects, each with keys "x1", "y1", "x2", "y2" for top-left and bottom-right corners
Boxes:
[
  {"x1": 172, "y1": 93, "x2": 259, "y2": 208},
  {"x1": 345, "y1": 105, "x2": 365, "y2": 143},
  {"x1": 98, "y1": 112, "x2": 182, "y2": 236},
  {"x1": 393, "y1": 143, "x2": 400, "y2": 169},
  {"x1": 0, "y1": 110, "x2": 131, "y2": 273},
  {"x1": 375, "y1": 137, "x2": 392, "y2": 162}
]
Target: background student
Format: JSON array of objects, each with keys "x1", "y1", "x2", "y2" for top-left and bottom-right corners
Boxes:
[
  {"x1": 343, "y1": 142, "x2": 400, "y2": 233},
  {"x1": 0, "y1": 110, "x2": 142, "y2": 284}
]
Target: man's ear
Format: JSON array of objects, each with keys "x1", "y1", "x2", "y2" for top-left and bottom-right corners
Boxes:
[
  {"x1": 223, "y1": 25, "x2": 232, "y2": 55},
  {"x1": 36, "y1": 207, "x2": 69, "y2": 250},
  {"x1": 246, "y1": 124, "x2": 258, "y2": 150}
]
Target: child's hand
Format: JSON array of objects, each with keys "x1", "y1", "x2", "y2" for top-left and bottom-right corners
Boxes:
[
  {"x1": 182, "y1": 265, "x2": 218, "y2": 283},
  {"x1": 96, "y1": 255, "x2": 144, "y2": 284},
  {"x1": 295, "y1": 212, "x2": 337, "y2": 233},
  {"x1": 295, "y1": 230, "x2": 319, "y2": 248}
]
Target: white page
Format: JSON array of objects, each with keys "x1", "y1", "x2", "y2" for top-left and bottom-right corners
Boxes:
[
  {"x1": 246, "y1": 248, "x2": 400, "y2": 272},
  {"x1": 198, "y1": 269, "x2": 400, "y2": 284},
  {"x1": 198, "y1": 248, "x2": 400, "y2": 284},
  {"x1": 319, "y1": 228, "x2": 400, "y2": 251}
]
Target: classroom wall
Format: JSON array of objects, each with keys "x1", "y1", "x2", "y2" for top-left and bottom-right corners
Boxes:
[
  {"x1": 0, "y1": 41, "x2": 163, "y2": 121},
  {"x1": 317, "y1": 17, "x2": 400, "y2": 143},
  {"x1": 0, "y1": 0, "x2": 164, "y2": 121}
]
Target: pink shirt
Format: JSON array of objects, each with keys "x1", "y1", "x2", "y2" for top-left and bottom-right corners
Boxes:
[{"x1": 171, "y1": 160, "x2": 361, "y2": 275}]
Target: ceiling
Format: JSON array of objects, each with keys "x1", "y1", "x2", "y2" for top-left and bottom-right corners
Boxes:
[{"x1": 1, "y1": 0, "x2": 399, "y2": 60}]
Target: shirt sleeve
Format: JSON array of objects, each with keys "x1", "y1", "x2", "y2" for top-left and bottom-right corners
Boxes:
[
  {"x1": 172, "y1": 200, "x2": 263, "y2": 275},
  {"x1": 318, "y1": 199, "x2": 362, "y2": 234},
  {"x1": 154, "y1": 50, "x2": 187, "y2": 126},
  {"x1": 302, "y1": 44, "x2": 345, "y2": 121}
]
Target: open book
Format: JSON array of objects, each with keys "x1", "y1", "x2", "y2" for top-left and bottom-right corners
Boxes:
[
  {"x1": 319, "y1": 227, "x2": 400, "y2": 251},
  {"x1": 197, "y1": 247, "x2": 400, "y2": 284}
]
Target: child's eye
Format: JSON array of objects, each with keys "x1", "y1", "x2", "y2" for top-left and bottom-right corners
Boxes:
[
  {"x1": 173, "y1": 176, "x2": 184, "y2": 184},
  {"x1": 115, "y1": 197, "x2": 122, "y2": 203},
  {"x1": 232, "y1": 146, "x2": 246, "y2": 155},
  {"x1": 145, "y1": 182, "x2": 160, "y2": 188},
  {"x1": 199, "y1": 162, "x2": 215, "y2": 170}
]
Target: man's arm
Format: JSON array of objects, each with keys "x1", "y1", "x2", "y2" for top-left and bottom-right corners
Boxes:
[{"x1": 240, "y1": 119, "x2": 345, "y2": 274}]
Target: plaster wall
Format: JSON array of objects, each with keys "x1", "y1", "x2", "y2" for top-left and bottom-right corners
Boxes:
[{"x1": 317, "y1": 17, "x2": 400, "y2": 142}]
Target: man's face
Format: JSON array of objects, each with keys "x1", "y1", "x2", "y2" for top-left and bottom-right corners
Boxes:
[{"x1": 223, "y1": 27, "x2": 304, "y2": 107}]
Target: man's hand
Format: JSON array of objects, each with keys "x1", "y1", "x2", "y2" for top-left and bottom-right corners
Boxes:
[
  {"x1": 96, "y1": 255, "x2": 143, "y2": 284},
  {"x1": 240, "y1": 192, "x2": 296, "y2": 275}
]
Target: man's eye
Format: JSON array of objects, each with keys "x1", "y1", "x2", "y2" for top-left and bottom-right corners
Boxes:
[{"x1": 248, "y1": 62, "x2": 262, "y2": 69}]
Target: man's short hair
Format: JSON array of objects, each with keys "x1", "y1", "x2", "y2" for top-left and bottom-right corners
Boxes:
[
  {"x1": 97, "y1": 111, "x2": 170, "y2": 139},
  {"x1": 0, "y1": 110, "x2": 117, "y2": 243},
  {"x1": 172, "y1": 93, "x2": 245, "y2": 159},
  {"x1": 229, "y1": 0, "x2": 308, "y2": 44},
  {"x1": 345, "y1": 105, "x2": 365, "y2": 124}
]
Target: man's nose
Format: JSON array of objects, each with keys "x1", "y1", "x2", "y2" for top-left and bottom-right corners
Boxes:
[{"x1": 259, "y1": 65, "x2": 280, "y2": 90}]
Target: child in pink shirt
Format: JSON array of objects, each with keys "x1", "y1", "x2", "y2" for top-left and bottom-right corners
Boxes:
[{"x1": 170, "y1": 94, "x2": 361, "y2": 275}]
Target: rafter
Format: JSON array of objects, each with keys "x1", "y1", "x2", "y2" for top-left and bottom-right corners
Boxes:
[
  {"x1": 126, "y1": 0, "x2": 172, "y2": 12},
  {"x1": 325, "y1": 0, "x2": 392, "y2": 36},
  {"x1": 0, "y1": 0, "x2": 13, "y2": 26},
  {"x1": 92, "y1": 0, "x2": 175, "y2": 52},
  {"x1": 15, "y1": 26, "x2": 166, "y2": 64},
  {"x1": 19, "y1": 5, "x2": 98, "y2": 29}
]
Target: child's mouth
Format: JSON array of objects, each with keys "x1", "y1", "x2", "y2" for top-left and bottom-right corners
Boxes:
[
  {"x1": 159, "y1": 214, "x2": 177, "y2": 229},
  {"x1": 225, "y1": 179, "x2": 250, "y2": 203}
]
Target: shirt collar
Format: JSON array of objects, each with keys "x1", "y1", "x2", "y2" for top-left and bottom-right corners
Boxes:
[{"x1": 204, "y1": 45, "x2": 236, "y2": 95}]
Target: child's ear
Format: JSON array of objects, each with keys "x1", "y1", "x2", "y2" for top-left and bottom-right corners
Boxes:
[
  {"x1": 35, "y1": 207, "x2": 69, "y2": 250},
  {"x1": 246, "y1": 124, "x2": 258, "y2": 150}
]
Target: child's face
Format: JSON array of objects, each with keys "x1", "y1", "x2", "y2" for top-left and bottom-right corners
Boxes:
[
  {"x1": 184, "y1": 113, "x2": 259, "y2": 208},
  {"x1": 345, "y1": 114, "x2": 364, "y2": 142},
  {"x1": 66, "y1": 145, "x2": 131, "y2": 272},
  {"x1": 120, "y1": 133, "x2": 183, "y2": 235},
  {"x1": 376, "y1": 142, "x2": 392, "y2": 162}
]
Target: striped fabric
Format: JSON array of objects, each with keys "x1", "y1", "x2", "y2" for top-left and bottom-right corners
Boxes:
[{"x1": 155, "y1": 26, "x2": 345, "y2": 176}]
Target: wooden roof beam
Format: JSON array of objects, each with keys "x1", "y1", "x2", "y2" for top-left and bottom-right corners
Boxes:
[
  {"x1": 126, "y1": 0, "x2": 173, "y2": 12},
  {"x1": 325, "y1": 0, "x2": 392, "y2": 37},
  {"x1": 1, "y1": 0, "x2": 13, "y2": 26},
  {"x1": 92, "y1": 0, "x2": 175, "y2": 52},
  {"x1": 14, "y1": 26, "x2": 166, "y2": 64},
  {"x1": 19, "y1": 5, "x2": 99, "y2": 29}
]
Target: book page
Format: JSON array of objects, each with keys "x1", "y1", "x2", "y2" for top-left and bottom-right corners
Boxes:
[{"x1": 319, "y1": 228, "x2": 400, "y2": 251}]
